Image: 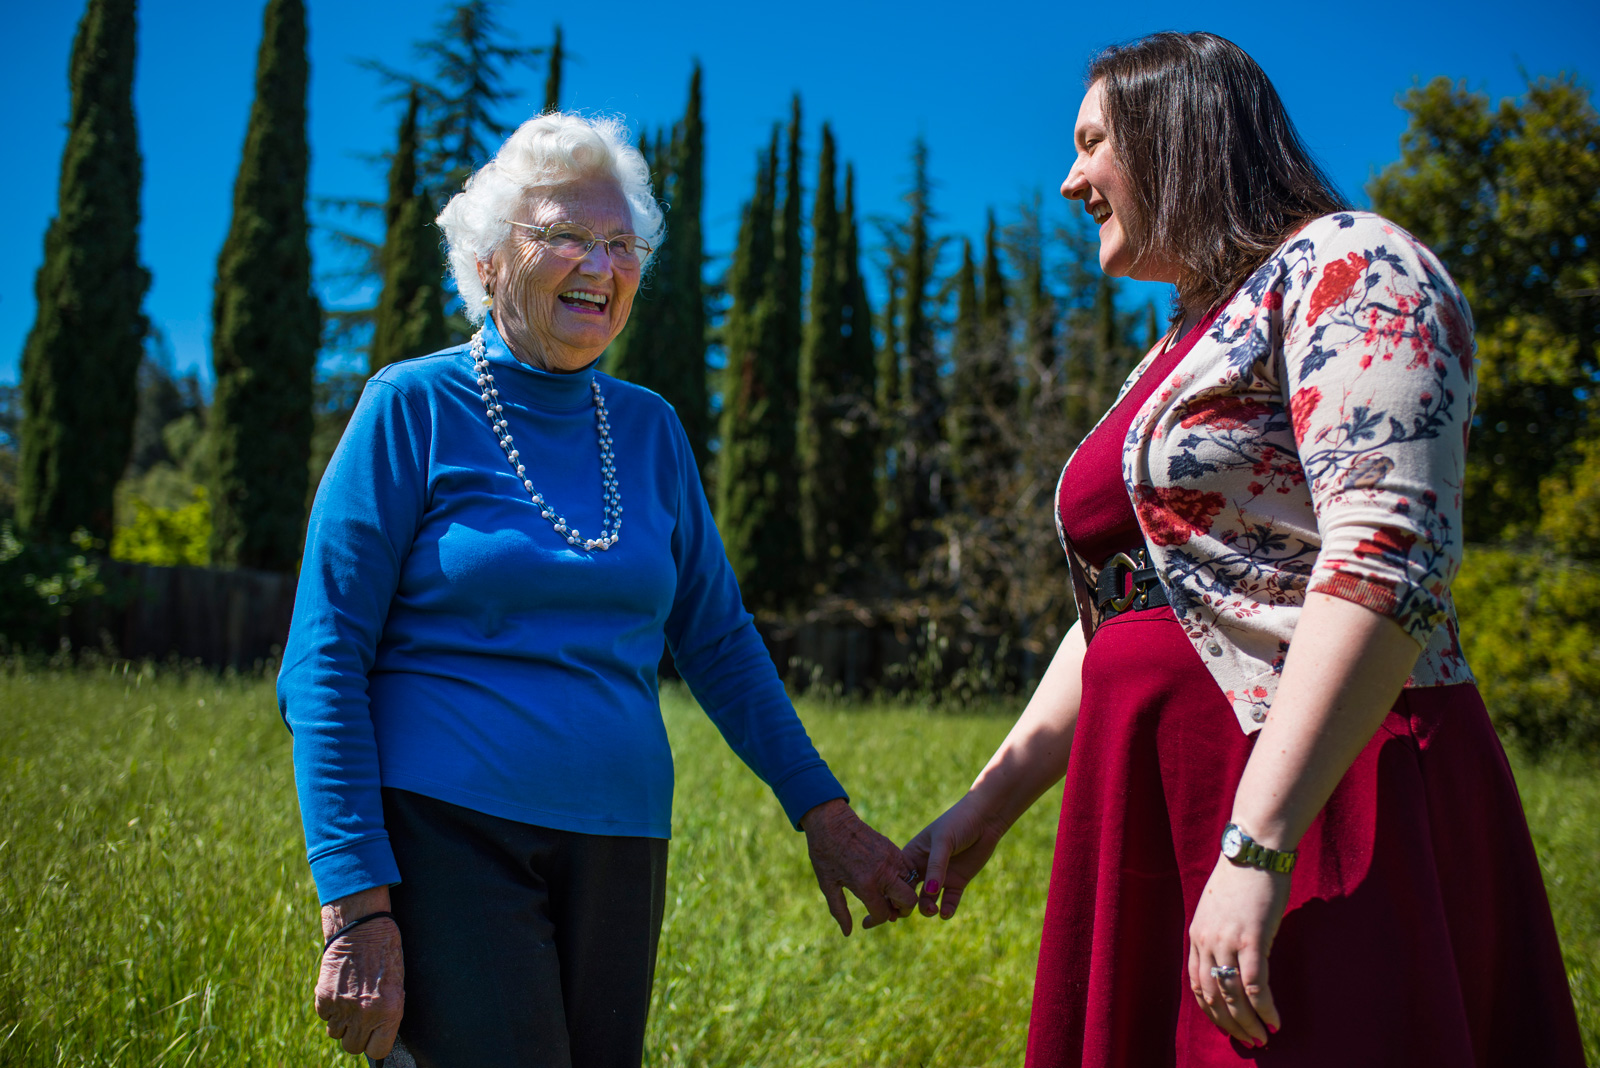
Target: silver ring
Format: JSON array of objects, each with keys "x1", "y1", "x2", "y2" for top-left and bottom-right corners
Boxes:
[
  {"x1": 902, "y1": 869, "x2": 921, "y2": 885},
  {"x1": 1209, "y1": 965, "x2": 1240, "y2": 982}
]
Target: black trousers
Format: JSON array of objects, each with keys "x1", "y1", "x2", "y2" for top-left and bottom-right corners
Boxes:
[{"x1": 378, "y1": 788, "x2": 668, "y2": 1068}]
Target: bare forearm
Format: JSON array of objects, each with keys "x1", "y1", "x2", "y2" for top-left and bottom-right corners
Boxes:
[
  {"x1": 967, "y1": 622, "x2": 1087, "y2": 829},
  {"x1": 1230, "y1": 593, "x2": 1422, "y2": 850}
]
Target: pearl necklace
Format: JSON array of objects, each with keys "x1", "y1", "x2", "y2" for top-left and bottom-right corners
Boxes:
[{"x1": 471, "y1": 329, "x2": 621, "y2": 551}]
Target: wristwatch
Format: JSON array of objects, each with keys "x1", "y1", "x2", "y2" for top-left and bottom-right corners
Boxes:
[{"x1": 1220, "y1": 822, "x2": 1296, "y2": 874}]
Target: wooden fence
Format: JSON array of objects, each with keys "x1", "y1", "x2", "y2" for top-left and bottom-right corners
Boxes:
[
  {"x1": 61, "y1": 561, "x2": 298, "y2": 670},
  {"x1": 49, "y1": 562, "x2": 1043, "y2": 695}
]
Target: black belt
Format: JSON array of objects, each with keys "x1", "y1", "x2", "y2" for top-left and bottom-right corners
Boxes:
[{"x1": 1095, "y1": 545, "x2": 1169, "y2": 621}]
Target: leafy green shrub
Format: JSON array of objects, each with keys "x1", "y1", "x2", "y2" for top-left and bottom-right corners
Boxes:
[
  {"x1": 0, "y1": 525, "x2": 109, "y2": 653},
  {"x1": 1454, "y1": 545, "x2": 1600, "y2": 752},
  {"x1": 110, "y1": 485, "x2": 210, "y2": 567}
]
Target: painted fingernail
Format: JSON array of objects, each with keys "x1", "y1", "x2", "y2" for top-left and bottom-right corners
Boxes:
[
  {"x1": 924, "y1": 879, "x2": 940, "y2": 897},
  {"x1": 1266, "y1": 1023, "x2": 1278, "y2": 1035}
]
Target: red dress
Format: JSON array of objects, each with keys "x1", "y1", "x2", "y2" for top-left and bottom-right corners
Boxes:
[{"x1": 1026, "y1": 316, "x2": 1584, "y2": 1067}]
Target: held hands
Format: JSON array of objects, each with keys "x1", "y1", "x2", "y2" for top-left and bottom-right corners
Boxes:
[
  {"x1": 1187, "y1": 855, "x2": 1291, "y2": 1049},
  {"x1": 800, "y1": 799, "x2": 920, "y2": 935},
  {"x1": 315, "y1": 886, "x2": 405, "y2": 1059},
  {"x1": 902, "y1": 792, "x2": 1009, "y2": 920}
]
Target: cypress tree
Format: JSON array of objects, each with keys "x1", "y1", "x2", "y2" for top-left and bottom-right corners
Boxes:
[
  {"x1": 607, "y1": 130, "x2": 671, "y2": 386},
  {"x1": 207, "y1": 0, "x2": 320, "y2": 571},
  {"x1": 608, "y1": 67, "x2": 709, "y2": 472},
  {"x1": 370, "y1": 88, "x2": 448, "y2": 373},
  {"x1": 717, "y1": 133, "x2": 797, "y2": 610},
  {"x1": 981, "y1": 209, "x2": 1008, "y2": 339},
  {"x1": 798, "y1": 123, "x2": 842, "y2": 579},
  {"x1": 543, "y1": 24, "x2": 562, "y2": 112},
  {"x1": 18, "y1": 0, "x2": 149, "y2": 544},
  {"x1": 898, "y1": 139, "x2": 943, "y2": 567},
  {"x1": 776, "y1": 96, "x2": 805, "y2": 418},
  {"x1": 873, "y1": 257, "x2": 904, "y2": 558},
  {"x1": 836, "y1": 164, "x2": 878, "y2": 570},
  {"x1": 663, "y1": 65, "x2": 709, "y2": 470},
  {"x1": 951, "y1": 222, "x2": 1018, "y2": 512},
  {"x1": 948, "y1": 239, "x2": 981, "y2": 493}
]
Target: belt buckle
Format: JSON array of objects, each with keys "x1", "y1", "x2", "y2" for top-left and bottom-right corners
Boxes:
[{"x1": 1102, "y1": 551, "x2": 1140, "y2": 612}]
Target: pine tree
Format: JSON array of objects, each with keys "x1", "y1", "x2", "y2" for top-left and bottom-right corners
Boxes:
[
  {"x1": 606, "y1": 67, "x2": 708, "y2": 471},
  {"x1": 412, "y1": 1, "x2": 545, "y2": 193},
  {"x1": 323, "y1": 3, "x2": 548, "y2": 356},
  {"x1": 542, "y1": 23, "x2": 562, "y2": 112},
  {"x1": 717, "y1": 132, "x2": 799, "y2": 610},
  {"x1": 370, "y1": 88, "x2": 448, "y2": 373},
  {"x1": 207, "y1": 0, "x2": 320, "y2": 571},
  {"x1": 18, "y1": 0, "x2": 149, "y2": 544}
]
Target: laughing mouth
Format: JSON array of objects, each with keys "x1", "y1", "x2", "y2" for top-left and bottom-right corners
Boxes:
[
  {"x1": 558, "y1": 290, "x2": 609, "y2": 311},
  {"x1": 1091, "y1": 206, "x2": 1112, "y2": 224}
]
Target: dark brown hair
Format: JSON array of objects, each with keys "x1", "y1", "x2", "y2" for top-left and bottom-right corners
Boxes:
[{"x1": 1087, "y1": 31, "x2": 1347, "y2": 315}]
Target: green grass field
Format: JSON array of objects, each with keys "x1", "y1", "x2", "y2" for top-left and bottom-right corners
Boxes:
[{"x1": 1, "y1": 664, "x2": 1596, "y2": 1066}]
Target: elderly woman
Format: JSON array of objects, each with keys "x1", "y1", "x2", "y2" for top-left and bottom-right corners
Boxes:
[
  {"x1": 905, "y1": 32, "x2": 1584, "y2": 1067},
  {"x1": 279, "y1": 112, "x2": 917, "y2": 1068}
]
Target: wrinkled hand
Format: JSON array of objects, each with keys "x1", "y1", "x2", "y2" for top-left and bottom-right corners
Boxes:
[
  {"x1": 800, "y1": 799, "x2": 919, "y2": 935},
  {"x1": 1187, "y1": 856, "x2": 1291, "y2": 1049},
  {"x1": 902, "y1": 792, "x2": 1007, "y2": 920},
  {"x1": 315, "y1": 889, "x2": 405, "y2": 1059}
]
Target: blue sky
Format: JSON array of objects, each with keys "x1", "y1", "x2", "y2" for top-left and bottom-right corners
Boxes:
[{"x1": 4, "y1": 0, "x2": 1597, "y2": 386}]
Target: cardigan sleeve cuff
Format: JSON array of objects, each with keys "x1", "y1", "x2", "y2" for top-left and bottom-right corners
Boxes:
[
  {"x1": 770, "y1": 762, "x2": 849, "y2": 831},
  {"x1": 1307, "y1": 569, "x2": 1441, "y2": 648},
  {"x1": 309, "y1": 836, "x2": 403, "y2": 906}
]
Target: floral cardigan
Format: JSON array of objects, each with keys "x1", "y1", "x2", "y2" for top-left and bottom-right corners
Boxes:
[{"x1": 1056, "y1": 212, "x2": 1477, "y2": 733}]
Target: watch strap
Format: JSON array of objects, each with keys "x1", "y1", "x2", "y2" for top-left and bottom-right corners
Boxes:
[{"x1": 1222, "y1": 822, "x2": 1297, "y2": 874}]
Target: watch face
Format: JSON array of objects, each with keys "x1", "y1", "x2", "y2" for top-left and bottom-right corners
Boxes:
[{"x1": 1221, "y1": 824, "x2": 1244, "y2": 858}]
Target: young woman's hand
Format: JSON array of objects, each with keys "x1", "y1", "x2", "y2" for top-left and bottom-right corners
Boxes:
[
  {"x1": 902, "y1": 794, "x2": 1010, "y2": 920},
  {"x1": 1186, "y1": 856, "x2": 1291, "y2": 1049}
]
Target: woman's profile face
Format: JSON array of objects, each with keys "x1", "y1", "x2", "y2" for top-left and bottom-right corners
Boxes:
[
  {"x1": 1062, "y1": 79, "x2": 1177, "y2": 284},
  {"x1": 478, "y1": 175, "x2": 641, "y2": 372}
]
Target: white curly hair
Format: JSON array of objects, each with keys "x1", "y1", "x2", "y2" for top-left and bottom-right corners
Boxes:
[{"x1": 436, "y1": 111, "x2": 665, "y2": 324}]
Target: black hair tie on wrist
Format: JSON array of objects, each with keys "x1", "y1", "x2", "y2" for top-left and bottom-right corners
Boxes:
[{"x1": 323, "y1": 910, "x2": 396, "y2": 952}]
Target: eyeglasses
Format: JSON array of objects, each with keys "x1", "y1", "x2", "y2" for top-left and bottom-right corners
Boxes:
[{"x1": 506, "y1": 220, "x2": 653, "y2": 265}]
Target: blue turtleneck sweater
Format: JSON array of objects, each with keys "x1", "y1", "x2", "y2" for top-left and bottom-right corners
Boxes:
[{"x1": 278, "y1": 317, "x2": 845, "y2": 904}]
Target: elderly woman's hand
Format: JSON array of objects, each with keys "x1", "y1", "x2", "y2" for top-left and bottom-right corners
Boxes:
[
  {"x1": 800, "y1": 799, "x2": 919, "y2": 935},
  {"x1": 315, "y1": 886, "x2": 405, "y2": 1059}
]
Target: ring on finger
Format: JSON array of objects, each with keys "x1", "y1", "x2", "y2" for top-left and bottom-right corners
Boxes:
[
  {"x1": 1209, "y1": 964, "x2": 1240, "y2": 982},
  {"x1": 901, "y1": 869, "x2": 921, "y2": 885}
]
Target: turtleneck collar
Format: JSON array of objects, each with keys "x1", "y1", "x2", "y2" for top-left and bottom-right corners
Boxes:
[{"x1": 478, "y1": 312, "x2": 598, "y2": 410}]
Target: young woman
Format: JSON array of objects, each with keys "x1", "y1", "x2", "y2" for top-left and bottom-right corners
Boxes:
[{"x1": 905, "y1": 32, "x2": 1584, "y2": 1067}]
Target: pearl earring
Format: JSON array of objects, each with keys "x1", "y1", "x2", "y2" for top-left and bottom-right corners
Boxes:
[{"x1": 481, "y1": 293, "x2": 494, "y2": 309}]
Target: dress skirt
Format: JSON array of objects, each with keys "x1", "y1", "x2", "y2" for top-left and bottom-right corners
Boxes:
[{"x1": 1023, "y1": 602, "x2": 1585, "y2": 1067}]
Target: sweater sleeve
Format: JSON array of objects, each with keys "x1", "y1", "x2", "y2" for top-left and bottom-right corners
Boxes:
[
  {"x1": 659, "y1": 416, "x2": 846, "y2": 829},
  {"x1": 1280, "y1": 214, "x2": 1477, "y2": 647},
  {"x1": 277, "y1": 378, "x2": 430, "y2": 904}
]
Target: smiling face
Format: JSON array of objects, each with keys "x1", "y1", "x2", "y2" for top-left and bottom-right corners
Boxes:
[
  {"x1": 477, "y1": 175, "x2": 640, "y2": 372},
  {"x1": 1061, "y1": 79, "x2": 1178, "y2": 284}
]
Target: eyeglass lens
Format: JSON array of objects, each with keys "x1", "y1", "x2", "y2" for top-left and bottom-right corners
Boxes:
[{"x1": 541, "y1": 223, "x2": 649, "y2": 262}]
